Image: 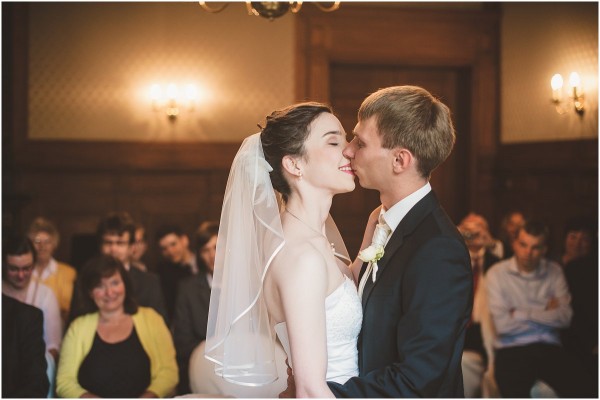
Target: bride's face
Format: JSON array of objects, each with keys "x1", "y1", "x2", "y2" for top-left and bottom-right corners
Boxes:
[{"x1": 300, "y1": 112, "x2": 355, "y2": 195}]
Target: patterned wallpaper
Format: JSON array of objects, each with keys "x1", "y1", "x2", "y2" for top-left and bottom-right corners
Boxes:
[
  {"x1": 28, "y1": 2, "x2": 598, "y2": 144},
  {"x1": 501, "y1": 2, "x2": 598, "y2": 143},
  {"x1": 28, "y1": 2, "x2": 294, "y2": 142}
]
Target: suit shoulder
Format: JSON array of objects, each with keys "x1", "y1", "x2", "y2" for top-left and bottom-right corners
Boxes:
[
  {"x1": 430, "y1": 207, "x2": 464, "y2": 239},
  {"x1": 411, "y1": 212, "x2": 468, "y2": 256},
  {"x1": 3, "y1": 294, "x2": 44, "y2": 320},
  {"x1": 131, "y1": 268, "x2": 161, "y2": 284},
  {"x1": 178, "y1": 274, "x2": 209, "y2": 293}
]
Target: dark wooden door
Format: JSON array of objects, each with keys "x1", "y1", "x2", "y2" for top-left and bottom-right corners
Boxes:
[{"x1": 329, "y1": 64, "x2": 470, "y2": 257}]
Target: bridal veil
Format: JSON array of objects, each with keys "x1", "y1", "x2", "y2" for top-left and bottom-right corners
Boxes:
[{"x1": 205, "y1": 132, "x2": 351, "y2": 386}]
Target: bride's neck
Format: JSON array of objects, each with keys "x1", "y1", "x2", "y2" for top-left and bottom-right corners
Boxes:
[{"x1": 285, "y1": 193, "x2": 332, "y2": 231}]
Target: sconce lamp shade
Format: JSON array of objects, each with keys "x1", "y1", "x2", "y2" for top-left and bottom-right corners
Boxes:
[
  {"x1": 569, "y1": 72, "x2": 581, "y2": 88},
  {"x1": 550, "y1": 72, "x2": 584, "y2": 116},
  {"x1": 551, "y1": 74, "x2": 563, "y2": 91},
  {"x1": 150, "y1": 83, "x2": 199, "y2": 122}
]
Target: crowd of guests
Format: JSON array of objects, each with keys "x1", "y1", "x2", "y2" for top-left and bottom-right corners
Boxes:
[
  {"x1": 457, "y1": 211, "x2": 597, "y2": 398},
  {"x1": 2, "y1": 209, "x2": 597, "y2": 398},
  {"x1": 2, "y1": 212, "x2": 218, "y2": 398}
]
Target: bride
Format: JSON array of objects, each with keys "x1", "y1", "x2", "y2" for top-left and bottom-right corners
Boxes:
[{"x1": 205, "y1": 102, "x2": 367, "y2": 397}]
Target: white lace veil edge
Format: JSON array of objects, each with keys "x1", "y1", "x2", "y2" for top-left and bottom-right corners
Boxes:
[
  {"x1": 205, "y1": 132, "x2": 284, "y2": 386},
  {"x1": 326, "y1": 215, "x2": 351, "y2": 267},
  {"x1": 204, "y1": 132, "x2": 351, "y2": 387}
]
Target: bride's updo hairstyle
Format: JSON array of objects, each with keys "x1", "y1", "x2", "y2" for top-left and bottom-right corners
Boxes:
[{"x1": 260, "y1": 102, "x2": 332, "y2": 202}]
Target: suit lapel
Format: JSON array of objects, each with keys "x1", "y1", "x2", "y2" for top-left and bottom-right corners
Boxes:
[
  {"x1": 199, "y1": 273, "x2": 212, "y2": 304},
  {"x1": 361, "y1": 191, "x2": 440, "y2": 307}
]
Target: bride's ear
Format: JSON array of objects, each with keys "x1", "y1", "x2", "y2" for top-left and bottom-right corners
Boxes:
[{"x1": 282, "y1": 155, "x2": 302, "y2": 177}]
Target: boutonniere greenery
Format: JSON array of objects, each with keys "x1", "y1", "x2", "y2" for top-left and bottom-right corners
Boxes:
[{"x1": 358, "y1": 244, "x2": 385, "y2": 264}]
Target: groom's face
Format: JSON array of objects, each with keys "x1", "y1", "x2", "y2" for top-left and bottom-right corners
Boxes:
[{"x1": 344, "y1": 116, "x2": 392, "y2": 191}]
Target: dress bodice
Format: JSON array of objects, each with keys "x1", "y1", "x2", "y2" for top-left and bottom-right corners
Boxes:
[{"x1": 274, "y1": 276, "x2": 362, "y2": 384}]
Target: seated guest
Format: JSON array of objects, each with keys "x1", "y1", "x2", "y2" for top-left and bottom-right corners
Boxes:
[
  {"x1": 2, "y1": 235, "x2": 62, "y2": 362},
  {"x1": 461, "y1": 212, "x2": 503, "y2": 261},
  {"x1": 56, "y1": 255, "x2": 178, "y2": 398},
  {"x1": 486, "y1": 220, "x2": 596, "y2": 397},
  {"x1": 130, "y1": 222, "x2": 149, "y2": 272},
  {"x1": 2, "y1": 294, "x2": 49, "y2": 398},
  {"x1": 496, "y1": 210, "x2": 525, "y2": 259},
  {"x1": 562, "y1": 249, "x2": 598, "y2": 380},
  {"x1": 70, "y1": 211, "x2": 168, "y2": 324},
  {"x1": 457, "y1": 213, "x2": 500, "y2": 397},
  {"x1": 156, "y1": 224, "x2": 198, "y2": 321},
  {"x1": 172, "y1": 221, "x2": 218, "y2": 395},
  {"x1": 27, "y1": 217, "x2": 78, "y2": 327},
  {"x1": 554, "y1": 216, "x2": 594, "y2": 267}
]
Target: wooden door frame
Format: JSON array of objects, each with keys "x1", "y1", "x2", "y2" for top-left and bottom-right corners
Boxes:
[{"x1": 294, "y1": 5, "x2": 500, "y2": 218}]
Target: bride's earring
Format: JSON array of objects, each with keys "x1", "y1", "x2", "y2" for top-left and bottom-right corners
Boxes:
[{"x1": 292, "y1": 160, "x2": 302, "y2": 179}]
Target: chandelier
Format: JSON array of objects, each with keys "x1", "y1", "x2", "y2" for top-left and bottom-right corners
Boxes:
[{"x1": 199, "y1": 2, "x2": 341, "y2": 21}]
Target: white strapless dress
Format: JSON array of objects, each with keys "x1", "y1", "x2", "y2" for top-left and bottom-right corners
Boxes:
[{"x1": 274, "y1": 276, "x2": 362, "y2": 384}]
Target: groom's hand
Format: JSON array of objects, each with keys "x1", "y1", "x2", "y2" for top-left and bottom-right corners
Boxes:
[{"x1": 278, "y1": 358, "x2": 296, "y2": 398}]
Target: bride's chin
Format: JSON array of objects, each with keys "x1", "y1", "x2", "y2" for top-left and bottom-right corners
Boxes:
[{"x1": 335, "y1": 182, "x2": 356, "y2": 194}]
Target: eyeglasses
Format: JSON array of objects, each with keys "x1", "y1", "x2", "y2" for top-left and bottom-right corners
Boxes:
[
  {"x1": 33, "y1": 238, "x2": 53, "y2": 247},
  {"x1": 6, "y1": 264, "x2": 34, "y2": 273}
]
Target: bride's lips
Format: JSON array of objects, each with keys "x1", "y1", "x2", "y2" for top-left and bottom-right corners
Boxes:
[{"x1": 339, "y1": 163, "x2": 355, "y2": 176}]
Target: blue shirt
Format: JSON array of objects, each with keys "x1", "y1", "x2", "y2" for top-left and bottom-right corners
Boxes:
[{"x1": 485, "y1": 257, "x2": 572, "y2": 349}]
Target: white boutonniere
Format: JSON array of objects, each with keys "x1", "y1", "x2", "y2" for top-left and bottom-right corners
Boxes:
[
  {"x1": 358, "y1": 244, "x2": 385, "y2": 263},
  {"x1": 358, "y1": 244, "x2": 384, "y2": 282}
]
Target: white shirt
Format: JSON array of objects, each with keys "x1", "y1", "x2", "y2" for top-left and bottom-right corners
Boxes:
[
  {"x1": 31, "y1": 257, "x2": 58, "y2": 281},
  {"x1": 486, "y1": 257, "x2": 572, "y2": 349},
  {"x1": 380, "y1": 182, "x2": 432, "y2": 240},
  {"x1": 3, "y1": 280, "x2": 62, "y2": 352}
]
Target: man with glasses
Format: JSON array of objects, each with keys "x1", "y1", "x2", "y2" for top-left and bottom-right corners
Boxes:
[
  {"x1": 3, "y1": 234, "x2": 61, "y2": 397},
  {"x1": 2, "y1": 235, "x2": 62, "y2": 362}
]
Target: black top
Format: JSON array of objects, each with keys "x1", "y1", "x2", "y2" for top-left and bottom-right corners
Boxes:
[
  {"x1": 78, "y1": 326, "x2": 151, "y2": 398},
  {"x1": 2, "y1": 295, "x2": 49, "y2": 397}
]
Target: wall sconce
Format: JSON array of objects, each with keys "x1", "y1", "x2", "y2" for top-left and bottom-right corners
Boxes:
[
  {"x1": 199, "y1": 1, "x2": 340, "y2": 21},
  {"x1": 550, "y1": 72, "x2": 584, "y2": 116},
  {"x1": 149, "y1": 83, "x2": 198, "y2": 122}
]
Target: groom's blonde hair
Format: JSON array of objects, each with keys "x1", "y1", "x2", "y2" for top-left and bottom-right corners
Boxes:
[{"x1": 358, "y1": 85, "x2": 455, "y2": 179}]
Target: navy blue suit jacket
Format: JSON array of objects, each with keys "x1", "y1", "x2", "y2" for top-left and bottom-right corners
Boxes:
[{"x1": 329, "y1": 191, "x2": 472, "y2": 397}]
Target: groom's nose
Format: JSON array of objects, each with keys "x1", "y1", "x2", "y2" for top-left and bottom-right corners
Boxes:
[{"x1": 343, "y1": 139, "x2": 356, "y2": 159}]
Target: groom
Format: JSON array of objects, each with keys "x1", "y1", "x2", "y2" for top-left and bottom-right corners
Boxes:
[{"x1": 328, "y1": 85, "x2": 472, "y2": 397}]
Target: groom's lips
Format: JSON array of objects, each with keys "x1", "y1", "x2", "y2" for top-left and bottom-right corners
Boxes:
[{"x1": 339, "y1": 163, "x2": 355, "y2": 176}]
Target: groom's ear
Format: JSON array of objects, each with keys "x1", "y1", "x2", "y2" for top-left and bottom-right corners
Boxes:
[
  {"x1": 282, "y1": 155, "x2": 301, "y2": 176},
  {"x1": 392, "y1": 148, "x2": 414, "y2": 173}
]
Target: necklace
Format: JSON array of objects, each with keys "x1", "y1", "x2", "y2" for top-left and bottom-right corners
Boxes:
[{"x1": 284, "y1": 208, "x2": 336, "y2": 252}]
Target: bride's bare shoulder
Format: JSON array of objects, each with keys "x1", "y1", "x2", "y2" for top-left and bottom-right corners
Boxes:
[{"x1": 271, "y1": 239, "x2": 327, "y2": 280}]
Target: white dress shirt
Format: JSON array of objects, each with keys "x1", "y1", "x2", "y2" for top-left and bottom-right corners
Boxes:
[
  {"x1": 380, "y1": 182, "x2": 432, "y2": 237},
  {"x1": 486, "y1": 257, "x2": 572, "y2": 349}
]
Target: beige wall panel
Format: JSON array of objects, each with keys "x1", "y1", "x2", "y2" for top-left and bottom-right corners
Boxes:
[
  {"x1": 501, "y1": 2, "x2": 598, "y2": 143},
  {"x1": 28, "y1": 2, "x2": 294, "y2": 142}
]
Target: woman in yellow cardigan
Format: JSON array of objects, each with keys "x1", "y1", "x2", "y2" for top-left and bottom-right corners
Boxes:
[{"x1": 56, "y1": 255, "x2": 178, "y2": 398}]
